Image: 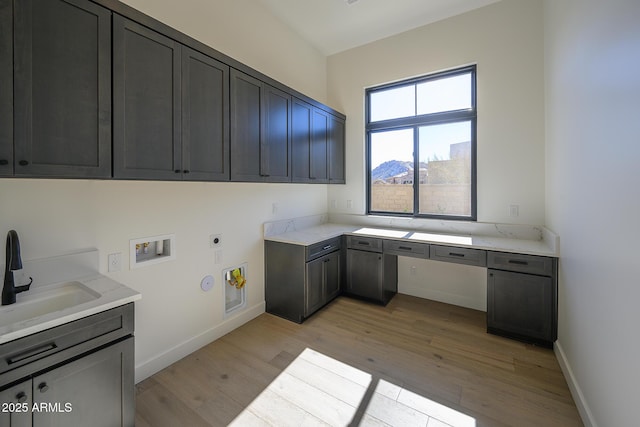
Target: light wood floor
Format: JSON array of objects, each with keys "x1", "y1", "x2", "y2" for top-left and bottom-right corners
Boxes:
[{"x1": 135, "y1": 295, "x2": 583, "y2": 426}]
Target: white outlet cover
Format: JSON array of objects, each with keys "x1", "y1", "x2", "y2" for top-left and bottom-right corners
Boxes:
[{"x1": 201, "y1": 275, "x2": 214, "y2": 292}]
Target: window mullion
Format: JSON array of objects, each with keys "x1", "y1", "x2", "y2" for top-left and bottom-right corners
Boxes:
[{"x1": 413, "y1": 126, "x2": 419, "y2": 216}]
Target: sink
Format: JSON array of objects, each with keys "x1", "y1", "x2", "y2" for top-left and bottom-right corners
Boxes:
[{"x1": 0, "y1": 281, "x2": 101, "y2": 328}]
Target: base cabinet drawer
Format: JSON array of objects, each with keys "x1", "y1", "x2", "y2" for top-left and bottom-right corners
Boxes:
[
  {"x1": 487, "y1": 269, "x2": 555, "y2": 346},
  {"x1": 488, "y1": 252, "x2": 554, "y2": 276},
  {"x1": 430, "y1": 245, "x2": 486, "y2": 266}
]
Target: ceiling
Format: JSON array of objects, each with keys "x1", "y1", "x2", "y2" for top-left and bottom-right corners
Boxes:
[{"x1": 255, "y1": 0, "x2": 502, "y2": 56}]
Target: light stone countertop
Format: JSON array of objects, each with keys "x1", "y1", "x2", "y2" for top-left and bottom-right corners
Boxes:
[
  {"x1": 264, "y1": 218, "x2": 558, "y2": 257},
  {"x1": 0, "y1": 250, "x2": 141, "y2": 344}
]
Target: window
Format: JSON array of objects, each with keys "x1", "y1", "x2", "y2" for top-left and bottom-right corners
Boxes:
[{"x1": 366, "y1": 66, "x2": 477, "y2": 220}]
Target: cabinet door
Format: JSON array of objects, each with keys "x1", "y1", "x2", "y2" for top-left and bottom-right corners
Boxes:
[
  {"x1": 0, "y1": 0, "x2": 12, "y2": 176},
  {"x1": 310, "y1": 108, "x2": 329, "y2": 183},
  {"x1": 0, "y1": 380, "x2": 31, "y2": 427},
  {"x1": 328, "y1": 115, "x2": 345, "y2": 184},
  {"x1": 324, "y1": 251, "x2": 341, "y2": 301},
  {"x1": 487, "y1": 269, "x2": 554, "y2": 342},
  {"x1": 14, "y1": 0, "x2": 111, "y2": 178},
  {"x1": 291, "y1": 98, "x2": 312, "y2": 182},
  {"x1": 346, "y1": 249, "x2": 383, "y2": 301},
  {"x1": 230, "y1": 69, "x2": 262, "y2": 181},
  {"x1": 262, "y1": 84, "x2": 291, "y2": 182},
  {"x1": 182, "y1": 47, "x2": 229, "y2": 181},
  {"x1": 305, "y1": 257, "x2": 325, "y2": 316},
  {"x1": 113, "y1": 15, "x2": 181, "y2": 180},
  {"x1": 32, "y1": 337, "x2": 134, "y2": 427}
]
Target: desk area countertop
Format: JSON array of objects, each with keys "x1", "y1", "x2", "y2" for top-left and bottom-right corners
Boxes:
[{"x1": 264, "y1": 215, "x2": 558, "y2": 257}]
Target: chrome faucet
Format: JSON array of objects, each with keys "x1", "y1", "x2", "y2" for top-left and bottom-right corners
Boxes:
[{"x1": 2, "y1": 230, "x2": 33, "y2": 305}]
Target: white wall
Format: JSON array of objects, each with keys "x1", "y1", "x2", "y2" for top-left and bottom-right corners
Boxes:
[
  {"x1": 120, "y1": 0, "x2": 328, "y2": 104},
  {"x1": 0, "y1": 0, "x2": 329, "y2": 382},
  {"x1": 544, "y1": 1, "x2": 640, "y2": 426},
  {"x1": 326, "y1": 0, "x2": 545, "y2": 311}
]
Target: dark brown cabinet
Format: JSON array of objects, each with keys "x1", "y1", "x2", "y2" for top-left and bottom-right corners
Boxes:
[
  {"x1": 291, "y1": 97, "x2": 345, "y2": 184},
  {"x1": 306, "y1": 251, "x2": 340, "y2": 316},
  {"x1": 181, "y1": 47, "x2": 230, "y2": 181},
  {"x1": 487, "y1": 251, "x2": 557, "y2": 347},
  {"x1": 0, "y1": 0, "x2": 12, "y2": 176},
  {"x1": 113, "y1": 15, "x2": 181, "y2": 180},
  {"x1": 0, "y1": 304, "x2": 135, "y2": 427},
  {"x1": 230, "y1": 69, "x2": 291, "y2": 182},
  {"x1": 328, "y1": 115, "x2": 345, "y2": 184},
  {"x1": 265, "y1": 237, "x2": 341, "y2": 323},
  {"x1": 12, "y1": 0, "x2": 111, "y2": 178},
  {"x1": 113, "y1": 16, "x2": 229, "y2": 181},
  {"x1": 1, "y1": 0, "x2": 344, "y2": 183},
  {"x1": 345, "y1": 236, "x2": 397, "y2": 305}
]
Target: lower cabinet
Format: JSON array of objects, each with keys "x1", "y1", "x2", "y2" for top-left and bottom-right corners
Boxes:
[
  {"x1": 265, "y1": 238, "x2": 341, "y2": 323},
  {"x1": 0, "y1": 337, "x2": 134, "y2": 427},
  {"x1": 345, "y1": 236, "x2": 397, "y2": 305},
  {"x1": 487, "y1": 251, "x2": 557, "y2": 347},
  {"x1": 305, "y1": 251, "x2": 340, "y2": 316}
]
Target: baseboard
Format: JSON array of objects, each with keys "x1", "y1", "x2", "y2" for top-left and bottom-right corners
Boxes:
[
  {"x1": 134, "y1": 301, "x2": 265, "y2": 383},
  {"x1": 554, "y1": 340, "x2": 597, "y2": 427}
]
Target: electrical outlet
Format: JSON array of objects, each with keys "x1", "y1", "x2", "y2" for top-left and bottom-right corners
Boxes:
[
  {"x1": 272, "y1": 203, "x2": 279, "y2": 215},
  {"x1": 509, "y1": 204, "x2": 520, "y2": 217},
  {"x1": 214, "y1": 250, "x2": 223, "y2": 264},
  {"x1": 410, "y1": 266, "x2": 417, "y2": 276},
  {"x1": 331, "y1": 199, "x2": 338, "y2": 209},
  {"x1": 346, "y1": 199, "x2": 353, "y2": 209},
  {"x1": 210, "y1": 234, "x2": 222, "y2": 248},
  {"x1": 108, "y1": 253, "x2": 122, "y2": 273}
]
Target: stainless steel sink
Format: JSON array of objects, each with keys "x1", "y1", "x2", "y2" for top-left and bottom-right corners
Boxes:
[{"x1": 0, "y1": 281, "x2": 101, "y2": 328}]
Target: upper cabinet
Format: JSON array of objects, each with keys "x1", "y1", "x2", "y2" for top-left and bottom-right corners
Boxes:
[
  {"x1": 0, "y1": 0, "x2": 12, "y2": 176},
  {"x1": 113, "y1": 16, "x2": 230, "y2": 181},
  {"x1": 13, "y1": 0, "x2": 111, "y2": 178},
  {"x1": 230, "y1": 69, "x2": 291, "y2": 182},
  {"x1": 113, "y1": 16, "x2": 181, "y2": 180},
  {"x1": 292, "y1": 97, "x2": 345, "y2": 184},
  {"x1": 328, "y1": 115, "x2": 345, "y2": 184},
  {"x1": 182, "y1": 47, "x2": 230, "y2": 181},
  {"x1": 1, "y1": 0, "x2": 343, "y2": 183}
]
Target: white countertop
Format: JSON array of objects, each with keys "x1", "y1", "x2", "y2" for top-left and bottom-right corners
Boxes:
[
  {"x1": 265, "y1": 222, "x2": 558, "y2": 257},
  {"x1": 0, "y1": 250, "x2": 141, "y2": 344}
]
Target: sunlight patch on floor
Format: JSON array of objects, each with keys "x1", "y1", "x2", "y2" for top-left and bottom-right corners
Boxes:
[{"x1": 229, "y1": 348, "x2": 476, "y2": 426}]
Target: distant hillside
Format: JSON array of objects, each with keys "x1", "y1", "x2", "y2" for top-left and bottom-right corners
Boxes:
[
  {"x1": 371, "y1": 160, "x2": 428, "y2": 181},
  {"x1": 371, "y1": 160, "x2": 413, "y2": 181}
]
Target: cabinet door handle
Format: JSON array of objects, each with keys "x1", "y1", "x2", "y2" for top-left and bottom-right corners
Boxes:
[
  {"x1": 448, "y1": 252, "x2": 465, "y2": 257},
  {"x1": 357, "y1": 241, "x2": 371, "y2": 246},
  {"x1": 7, "y1": 343, "x2": 57, "y2": 364},
  {"x1": 323, "y1": 245, "x2": 332, "y2": 250},
  {"x1": 175, "y1": 169, "x2": 181, "y2": 173},
  {"x1": 16, "y1": 392, "x2": 28, "y2": 403},
  {"x1": 19, "y1": 160, "x2": 29, "y2": 166},
  {"x1": 508, "y1": 260, "x2": 529, "y2": 266},
  {"x1": 38, "y1": 382, "x2": 49, "y2": 393},
  {"x1": 398, "y1": 246, "x2": 412, "y2": 251},
  {"x1": 0, "y1": 159, "x2": 8, "y2": 165},
  {"x1": 183, "y1": 170, "x2": 190, "y2": 174}
]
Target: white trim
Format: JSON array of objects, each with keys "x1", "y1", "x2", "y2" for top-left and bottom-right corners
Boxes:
[
  {"x1": 134, "y1": 301, "x2": 265, "y2": 383},
  {"x1": 554, "y1": 340, "x2": 597, "y2": 427}
]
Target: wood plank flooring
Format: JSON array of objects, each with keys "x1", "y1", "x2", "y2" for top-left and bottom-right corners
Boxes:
[{"x1": 135, "y1": 295, "x2": 583, "y2": 426}]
